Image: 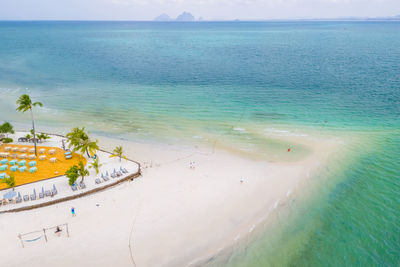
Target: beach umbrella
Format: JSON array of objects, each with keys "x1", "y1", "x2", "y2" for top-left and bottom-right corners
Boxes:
[
  {"x1": 120, "y1": 166, "x2": 123, "y2": 171},
  {"x1": 18, "y1": 192, "x2": 21, "y2": 198},
  {"x1": 113, "y1": 168, "x2": 116, "y2": 173},
  {"x1": 3, "y1": 190, "x2": 16, "y2": 199},
  {"x1": 41, "y1": 187, "x2": 44, "y2": 194},
  {"x1": 53, "y1": 184, "x2": 56, "y2": 191},
  {"x1": 106, "y1": 171, "x2": 109, "y2": 176},
  {"x1": 101, "y1": 173, "x2": 104, "y2": 179},
  {"x1": 33, "y1": 188, "x2": 36, "y2": 195}
]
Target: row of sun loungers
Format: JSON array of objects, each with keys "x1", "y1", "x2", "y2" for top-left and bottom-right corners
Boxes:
[
  {"x1": 95, "y1": 167, "x2": 129, "y2": 185},
  {"x1": 0, "y1": 185, "x2": 58, "y2": 206},
  {"x1": 0, "y1": 159, "x2": 38, "y2": 174},
  {"x1": 0, "y1": 153, "x2": 36, "y2": 159},
  {"x1": 3, "y1": 147, "x2": 55, "y2": 154}
]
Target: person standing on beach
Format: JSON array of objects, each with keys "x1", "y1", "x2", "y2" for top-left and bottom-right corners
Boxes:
[{"x1": 71, "y1": 207, "x2": 76, "y2": 217}]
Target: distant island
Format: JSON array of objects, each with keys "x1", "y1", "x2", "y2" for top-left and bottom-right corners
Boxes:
[
  {"x1": 154, "y1": 11, "x2": 196, "y2": 22},
  {"x1": 153, "y1": 13, "x2": 171, "y2": 22}
]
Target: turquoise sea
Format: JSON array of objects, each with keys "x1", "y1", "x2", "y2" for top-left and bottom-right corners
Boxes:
[{"x1": 0, "y1": 21, "x2": 399, "y2": 266}]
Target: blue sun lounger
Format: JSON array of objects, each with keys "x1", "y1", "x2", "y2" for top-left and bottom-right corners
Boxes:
[
  {"x1": 52, "y1": 185, "x2": 57, "y2": 195},
  {"x1": 10, "y1": 166, "x2": 18, "y2": 172},
  {"x1": 29, "y1": 161, "x2": 37, "y2": 167}
]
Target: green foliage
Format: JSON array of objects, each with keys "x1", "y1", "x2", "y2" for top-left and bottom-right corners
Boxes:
[
  {"x1": 1, "y1": 174, "x2": 16, "y2": 189},
  {"x1": 16, "y1": 94, "x2": 43, "y2": 113},
  {"x1": 66, "y1": 127, "x2": 99, "y2": 157},
  {"x1": 37, "y1": 133, "x2": 50, "y2": 141},
  {"x1": 2, "y1": 137, "x2": 13, "y2": 143},
  {"x1": 89, "y1": 158, "x2": 103, "y2": 174},
  {"x1": 16, "y1": 94, "x2": 43, "y2": 156},
  {"x1": 109, "y1": 146, "x2": 127, "y2": 162},
  {"x1": 0, "y1": 122, "x2": 14, "y2": 137},
  {"x1": 25, "y1": 134, "x2": 32, "y2": 139},
  {"x1": 66, "y1": 165, "x2": 79, "y2": 186},
  {"x1": 77, "y1": 160, "x2": 89, "y2": 182}
]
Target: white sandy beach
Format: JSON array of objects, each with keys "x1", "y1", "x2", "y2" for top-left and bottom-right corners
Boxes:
[{"x1": 0, "y1": 132, "x2": 344, "y2": 267}]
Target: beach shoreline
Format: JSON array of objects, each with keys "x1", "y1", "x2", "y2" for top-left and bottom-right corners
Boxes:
[{"x1": 0, "y1": 127, "x2": 347, "y2": 266}]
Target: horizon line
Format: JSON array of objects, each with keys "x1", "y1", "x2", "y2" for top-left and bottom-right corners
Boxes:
[{"x1": 1, "y1": 18, "x2": 400, "y2": 22}]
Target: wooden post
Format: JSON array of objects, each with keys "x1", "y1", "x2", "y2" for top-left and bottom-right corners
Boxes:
[
  {"x1": 43, "y1": 228, "x2": 48, "y2": 242},
  {"x1": 66, "y1": 223, "x2": 70, "y2": 237},
  {"x1": 18, "y1": 234, "x2": 24, "y2": 248}
]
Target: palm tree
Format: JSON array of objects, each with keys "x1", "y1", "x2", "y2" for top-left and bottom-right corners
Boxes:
[
  {"x1": 16, "y1": 94, "x2": 43, "y2": 156},
  {"x1": 66, "y1": 127, "x2": 99, "y2": 157},
  {"x1": 110, "y1": 146, "x2": 127, "y2": 162},
  {"x1": 79, "y1": 138, "x2": 99, "y2": 158},
  {"x1": 77, "y1": 160, "x2": 89, "y2": 183},
  {"x1": 89, "y1": 158, "x2": 103, "y2": 174}
]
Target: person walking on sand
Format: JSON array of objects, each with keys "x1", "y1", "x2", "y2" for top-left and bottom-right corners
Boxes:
[{"x1": 71, "y1": 207, "x2": 76, "y2": 217}]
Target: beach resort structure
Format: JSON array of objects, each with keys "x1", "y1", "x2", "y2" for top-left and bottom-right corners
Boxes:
[{"x1": 0, "y1": 132, "x2": 140, "y2": 213}]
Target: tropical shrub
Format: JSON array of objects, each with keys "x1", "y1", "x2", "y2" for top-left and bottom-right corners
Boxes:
[
  {"x1": 0, "y1": 122, "x2": 14, "y2": 137},
  {"x1": 1, "y1": 174, "x2": 16, "y2": 190},
  {"x1": 2, "y1": 138, "x2": 13, "y2": 143},
  {"x1": 66, "y1": 165, "x2": 79, "y2": 186},
  {"x1": 37, "y1": 133, "x2": 50, "y2": 142}
]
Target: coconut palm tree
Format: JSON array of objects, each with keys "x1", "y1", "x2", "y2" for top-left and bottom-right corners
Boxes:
[
  {"x1": 16, "y1": 94, "x2": 43, "y2": 156},
  {"x1": 78, "y1": 138, "x2": 99, "y2": 158},
  {"x1": 66, "y1": 127, "x2": 99, "y2": 157},
  {"x1": 89, "y1": 158, "x2": 103, "y2": 174},
  {"x1": 66, "y1": 127, "x2": 87, "y2": 148},
  {"x1": 77, "y1": 160, "x2": 89, "y2": 183},
  {"x1": 110, "y1": 146, "x2": 127, "y2": 162}
]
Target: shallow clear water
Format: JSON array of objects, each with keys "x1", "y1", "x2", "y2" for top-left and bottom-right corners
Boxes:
[{"x1": 0, "y1": 21, "x2": 399, "y2": 266}]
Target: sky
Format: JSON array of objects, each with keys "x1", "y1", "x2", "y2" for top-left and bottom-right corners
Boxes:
[{"x1": 0, "y1": 0, "x2": 399, "y2": 20}]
